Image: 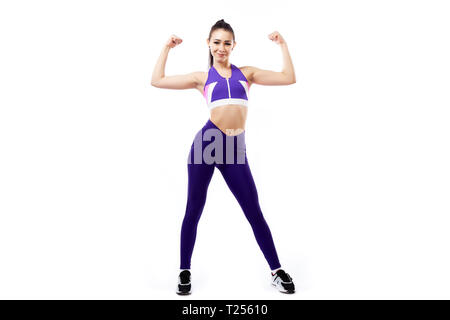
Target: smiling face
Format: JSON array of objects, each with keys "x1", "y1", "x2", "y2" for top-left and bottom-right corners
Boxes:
[{"x1": 207, "y1": 28, "x2": 236, "y2": 61}]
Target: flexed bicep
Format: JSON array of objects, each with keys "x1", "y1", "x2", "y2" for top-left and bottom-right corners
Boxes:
[
  {"x1": 151, "y1": 72, "x2": 202, "y2": 90},
  {"x1": 248, "y1": 66, "x2": 295, "y2": 86}
]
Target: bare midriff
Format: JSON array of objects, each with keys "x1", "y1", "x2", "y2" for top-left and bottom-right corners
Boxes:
[{"x1": 209, "y1": 104, "x2": 247, "y2": 136}]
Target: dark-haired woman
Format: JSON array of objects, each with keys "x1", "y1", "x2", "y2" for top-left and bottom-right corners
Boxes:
[{"x1": 151, "y1": 19, "x2": 297, "y2": 295}]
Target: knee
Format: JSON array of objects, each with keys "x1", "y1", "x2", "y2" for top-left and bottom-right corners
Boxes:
[
  {"x1": 243, "y1": 208, "x2": 266, "y2": 225},
  {"x1": 187, "y1": 191, "x2": 207, "y2": 207},
  {"x1": 182, "y1": 212, "x2": 201, "y2": 228},
  {"x1": 184, "y1": 197, "x2": 207, "y2": 223}
]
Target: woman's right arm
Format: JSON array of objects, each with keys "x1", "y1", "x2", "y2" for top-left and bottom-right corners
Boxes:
[{"x1": 151, "y1": 35, "x2": 201, "y2": 90}]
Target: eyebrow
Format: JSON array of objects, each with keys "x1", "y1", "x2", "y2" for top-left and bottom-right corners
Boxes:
[{"x1": 213, "y1": 39, "x2": 232, "y2": 42}]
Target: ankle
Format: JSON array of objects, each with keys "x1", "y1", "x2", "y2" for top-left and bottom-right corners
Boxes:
[{"x1": 271, "y1": 267, "x2": 282, "y2": 275}]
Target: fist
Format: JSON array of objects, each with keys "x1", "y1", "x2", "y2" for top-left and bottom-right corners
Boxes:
[
  {"x1": 268, "y1": 31, "x2": 285, "y2": 45},
  {"x1": 166, "y1": 35, "x2": 183, "y2": 48}
]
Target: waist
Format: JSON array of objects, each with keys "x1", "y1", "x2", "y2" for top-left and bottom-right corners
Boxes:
[
  {"x1": 204, "y1": 118, "x2": 245, "y2": 140},
  {"x1": 209, "y1": 106, "x2": 247, "y2": 136}
]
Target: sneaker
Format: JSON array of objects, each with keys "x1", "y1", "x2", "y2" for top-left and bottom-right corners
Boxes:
[
  {"x1": 271, "y1": 269, "x2": 295, "y2": 294},
  {"x1": 176, "y1": 270, "x2": 191, "y2": 295}
]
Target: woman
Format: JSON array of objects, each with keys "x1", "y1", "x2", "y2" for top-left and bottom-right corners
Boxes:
[{"x1": 151, "y1": 19, "x2": 296, "y2": 295}]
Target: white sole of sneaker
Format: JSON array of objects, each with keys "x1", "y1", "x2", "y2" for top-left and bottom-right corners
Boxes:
[
  {"x1": 176, "y1": 284, "x2": 191, "y2": 295},
  {"x1": 271, "y1": 283, "x2": 295, "y2": 294}
]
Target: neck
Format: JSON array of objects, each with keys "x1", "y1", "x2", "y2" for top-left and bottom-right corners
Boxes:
[{"x1": 213, "y1": 61, "x2": 231, "y2": 69}]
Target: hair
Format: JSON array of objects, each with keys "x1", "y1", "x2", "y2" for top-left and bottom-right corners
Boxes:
[{"x1": 207, "y1": 19, "x2": 235, "y2": 69}]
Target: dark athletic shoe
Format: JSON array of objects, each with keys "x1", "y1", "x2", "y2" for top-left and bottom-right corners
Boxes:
[
  {"x1": 271, "y1": 269, "x2": 295, "y2": 294},
  {"x1": 176, "y1": 270, "x2": 191, "y2": 295}
]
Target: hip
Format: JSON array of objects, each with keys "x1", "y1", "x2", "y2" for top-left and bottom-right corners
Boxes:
[{"x1": 187, "y1": 118, "x2": 247, "y2": 165}]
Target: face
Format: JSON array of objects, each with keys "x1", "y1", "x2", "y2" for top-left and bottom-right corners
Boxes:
[{"x1": 207, "y1": 29, "x2": 236, "y2": 61}]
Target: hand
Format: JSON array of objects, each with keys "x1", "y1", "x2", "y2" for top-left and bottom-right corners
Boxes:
[
  {"x1": 268, "y1": 31, "x2": 285, "y2": 45},
  {"x1": 166, "y1": 34, "x2": 183, "y2": 49}
]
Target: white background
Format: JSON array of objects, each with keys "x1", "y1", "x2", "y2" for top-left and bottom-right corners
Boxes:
[{"x1": 0, "y1": 0, "x2": 449, "y2": 299}]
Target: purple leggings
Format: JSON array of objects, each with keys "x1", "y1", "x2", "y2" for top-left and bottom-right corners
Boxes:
[{"x1": 180, "y1": 118, "x2": 281, "y2": 270}]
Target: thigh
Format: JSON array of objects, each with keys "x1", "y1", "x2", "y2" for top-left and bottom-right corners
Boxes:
[
  {"x1": 186, "y1": 130, "x2": 216, "y2": 198},
  {"x1": 216, "y1": 158, "x2": 260, "y2": 207},
  {"x1": 187, "y1": 162, "x2": 215, "y2": 199}
]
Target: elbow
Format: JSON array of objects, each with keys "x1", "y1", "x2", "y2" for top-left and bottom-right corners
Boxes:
[
  {"x1": 291, "y1": 74, "x2": 296, "y2": 84},
  {"x1": 282, "y1": 72, "x2": 296, "y2": 85},
  {"x1": 151, "y1": 75, "x2": 165, "y2": 87},
  {"x1": 291, "y1": 75, "x2": 297, "y2": 84}
]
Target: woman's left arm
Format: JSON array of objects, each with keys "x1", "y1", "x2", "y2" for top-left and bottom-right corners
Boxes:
[{"x1": 245, "y1": 31, "x2": 296, "y2": 86}]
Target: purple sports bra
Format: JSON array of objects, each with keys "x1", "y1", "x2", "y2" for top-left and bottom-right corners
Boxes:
[{"x1": 203, "y1": 64, "x2": 250, "y2": 110}]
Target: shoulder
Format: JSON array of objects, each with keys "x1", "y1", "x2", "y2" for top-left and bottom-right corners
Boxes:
[
  {"x1": 238, "y1": 66, "x2": 255, "y2": 71},
  {"x1": 187, "y1": 71, "x2": 208, "y2": 90},
  {"x1": 235, "y1": 65, "x2": 255, "y2": 86},
  {"x1": 192, "y1": 71, "x2": 208, "y2": 95},
  {"x1": 191, "y1": 71, "x2": 208, "y2": 84}
]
